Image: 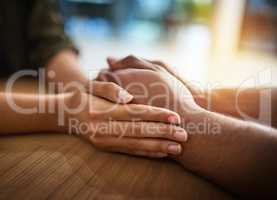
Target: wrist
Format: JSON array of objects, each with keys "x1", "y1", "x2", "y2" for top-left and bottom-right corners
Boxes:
[
  {"x1": 48, "y1": 93, "x2": 74, "y2": 133},
  {"x1": 194, "y1": 89, "x2": 212, "y2": 111},
  {"x1": 44, "y1": 112, "x2": 63, "y2": 133},
  {"x1": 179, "y1": 107, "x2": 207, "y2": 124},
  {"x1": 179, "y1": 107, "x2": 219, "y2": 136}
]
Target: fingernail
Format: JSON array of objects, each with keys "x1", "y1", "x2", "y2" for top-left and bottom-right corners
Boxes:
[
  {"x1": 174, "y1": 131, "x2": 187, "y2": 142},
  {"x1": 168, "y1": 115, "x2": 180, "y2": 124},
  {"x1": 118, "y1": 90, "x2": 133, "y2": 103},
  {"x1": 168, "y1": 144, "x2": 182, "y2": 155}
]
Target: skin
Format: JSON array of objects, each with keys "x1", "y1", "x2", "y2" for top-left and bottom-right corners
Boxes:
[
  {"x1": 0, "y1": 91, "x2": 188, "y2": 157},
  {"x1": 138, "y1": 57, "x2": 277, "y2": 127},
  {"x1": 98, "y1": 55, "x2": 277, "y2": 198},
  {"x1": 42, "y1": 49, "x2": 191, "y2": 156},
  {"x1": 45, "y1": 50, "x2": 134, "y2": 103}
]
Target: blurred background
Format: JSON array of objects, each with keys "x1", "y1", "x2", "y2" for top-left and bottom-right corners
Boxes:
[{"x1": 60, "y1": 0, "x2": 277, "y2": 87}]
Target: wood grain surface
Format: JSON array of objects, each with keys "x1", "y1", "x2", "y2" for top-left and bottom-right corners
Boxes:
[{"x1": 0, "y1": 79, "x2": 233, "y2": 200}]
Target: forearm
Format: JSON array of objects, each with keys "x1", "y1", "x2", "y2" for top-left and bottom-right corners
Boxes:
[
  {"x1": 176, "y1": 109, "x2": 277, "y2": 197},
  {"x1": 45, "y1": 50, "x2": 88, "y2": 91},
  {"x1": 196, "y1": 88, "x2": 259, "y2": 118},
  {"x1": 0, "y1": 93, "x2": 65, "y2": 134},
  {"x1": 196, "y1": 87, "x2": 277, "y2": 127}
]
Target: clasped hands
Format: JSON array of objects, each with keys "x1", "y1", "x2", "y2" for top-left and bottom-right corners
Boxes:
[{"x1": 64, "y1": 55, "x2": 204, "y2": 158}]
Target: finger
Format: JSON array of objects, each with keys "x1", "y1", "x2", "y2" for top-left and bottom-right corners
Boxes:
[
  {"x1": 146, "y1": 60, "x2": 169, "y2": 68},
  {"x1": 107, "y1": 104, "x2": 181, "y2": 124},
  {"x1": 144, "y1": 58, "x2": 186, "y2": 82},
  {"x1": 145, "y1": 59, "x2": 171, "y2": 73},
  {"x1": 129, "y1": 151, "x2": 168, "y2": 158},
  {"x1": 96, "y1": 69, "x2": 114, "y2": 82},
  {"x1": 86, "y1": 81, "x2": 133, "y2": 104},
  {"x1": 92, "y1": 121, "x2": 187, "y2": 142},
  {"x1": 96, "y1": 69, "x2": 123, "y2": 87},
  {"x1": 145, "y1": 59, "x2": 202, "y2": 96},
  {"x1": 90, "y1": 136, "x2": 182, "y2": 156},
  {"x1": 107, "y1": 55, "x2": 158, "y2": 71},
  {"x1": 106, "y1": 57, "x2": 119, "y2": 66}
]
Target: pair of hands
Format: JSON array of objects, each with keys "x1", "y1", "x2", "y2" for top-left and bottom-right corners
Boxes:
[{"x1": 65, "y1": 55, "x2": 202, "y2": 158}]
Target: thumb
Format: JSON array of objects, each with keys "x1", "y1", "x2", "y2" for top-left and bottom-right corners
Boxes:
[
  {"x1": 107, "y1": 56, "x2": 119, "y2": 67},
  {"x1": 86, "y1": 81, "x2": 133, "y2": 104}
]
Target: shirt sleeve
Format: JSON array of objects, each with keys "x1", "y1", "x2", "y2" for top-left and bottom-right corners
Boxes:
[{"x1": 27, "y1": 0, "x2": 79, "y2": 68}]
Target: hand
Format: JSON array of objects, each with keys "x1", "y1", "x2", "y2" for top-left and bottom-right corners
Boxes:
[
  {"x1": 62, "y1": 91, "x2": 188, "y2": 157},
  {"x1": 99, "y1": 56, "x2": 277, "y2": 197},
  {"x1": 98, "y1": 55, "x2": 203, "y2": 118},
  {"x1": 46, "y1": 50, "x2": 134, "y2": 104},
  {"x1": 107, "y1": 56, "x2": 207, "y2": 107},
  {"x1": 85, "y1": 80, "x2": 133, "y2": 104}
]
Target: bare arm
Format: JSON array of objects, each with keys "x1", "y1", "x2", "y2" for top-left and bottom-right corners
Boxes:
[
  {"x1": 0, "y1": 92, "x2": 62, "y2": 134},
  {"x1": 196, "y1": 87, "x2": 277, "y2": 128},
  {"x1": 143, "y1": 58, "x2": 277, "y2": 127},
  {"x1": 45, "y1": 50, "x2": 135, "y2": 103},
  {"x1": 0, "y1": 91, "x2": 187, "y2": 157},
  {"x1": 176, "y1": 108, "x2": 277, "y2": 198},
  {"x1": 45, "y1": 50, "x2": 88, "y2": 88},
  {"x1": 103, "y1": 55, "x2": 277, "y2": 197}
]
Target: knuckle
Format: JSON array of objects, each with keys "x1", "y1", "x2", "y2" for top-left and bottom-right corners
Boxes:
[
  {"x1": 104, "y1": 82, "x2": 118, "y2": 91},
  {"x1": 124, "y1": 55, "x2": 138, "y2": 64},
  {"x1": 168, "y1": 126, "x2": 177, "y2": 137},
  {"x1": 157, "y1": 61, "x2": 166, "y2": 67},
  {"x1": 173, "y1": 125, "x2": 184, "y2": 132},
  {"x1": 97, "y1": 74, "x2": 105, "y2": 81},
  {"x1": 153, "y1": 142, "x2": 165, "y2": 152},
  {"x1": 129, "y1": 104, "x2": 148, "y2": 115},
  {"x1": 97, "y1": 70, "x2": 109, "y2": 80},
  {"x1": 160, "y1": 124, "x2": 171, "y2": 134},
  {"x1": 153, "y1": 65, "x2": 162, "y2": 71},
  {"x1": 152, "y1": 62, "x2": 167, "y2": 71},
  {"x1": 126, "y1": 54, "x2": 137, "y2": 61}
]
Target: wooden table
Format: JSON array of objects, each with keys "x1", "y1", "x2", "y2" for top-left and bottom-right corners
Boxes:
[{"x1": 0, "y1": 79, "x2": 233, "y2": 200}]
